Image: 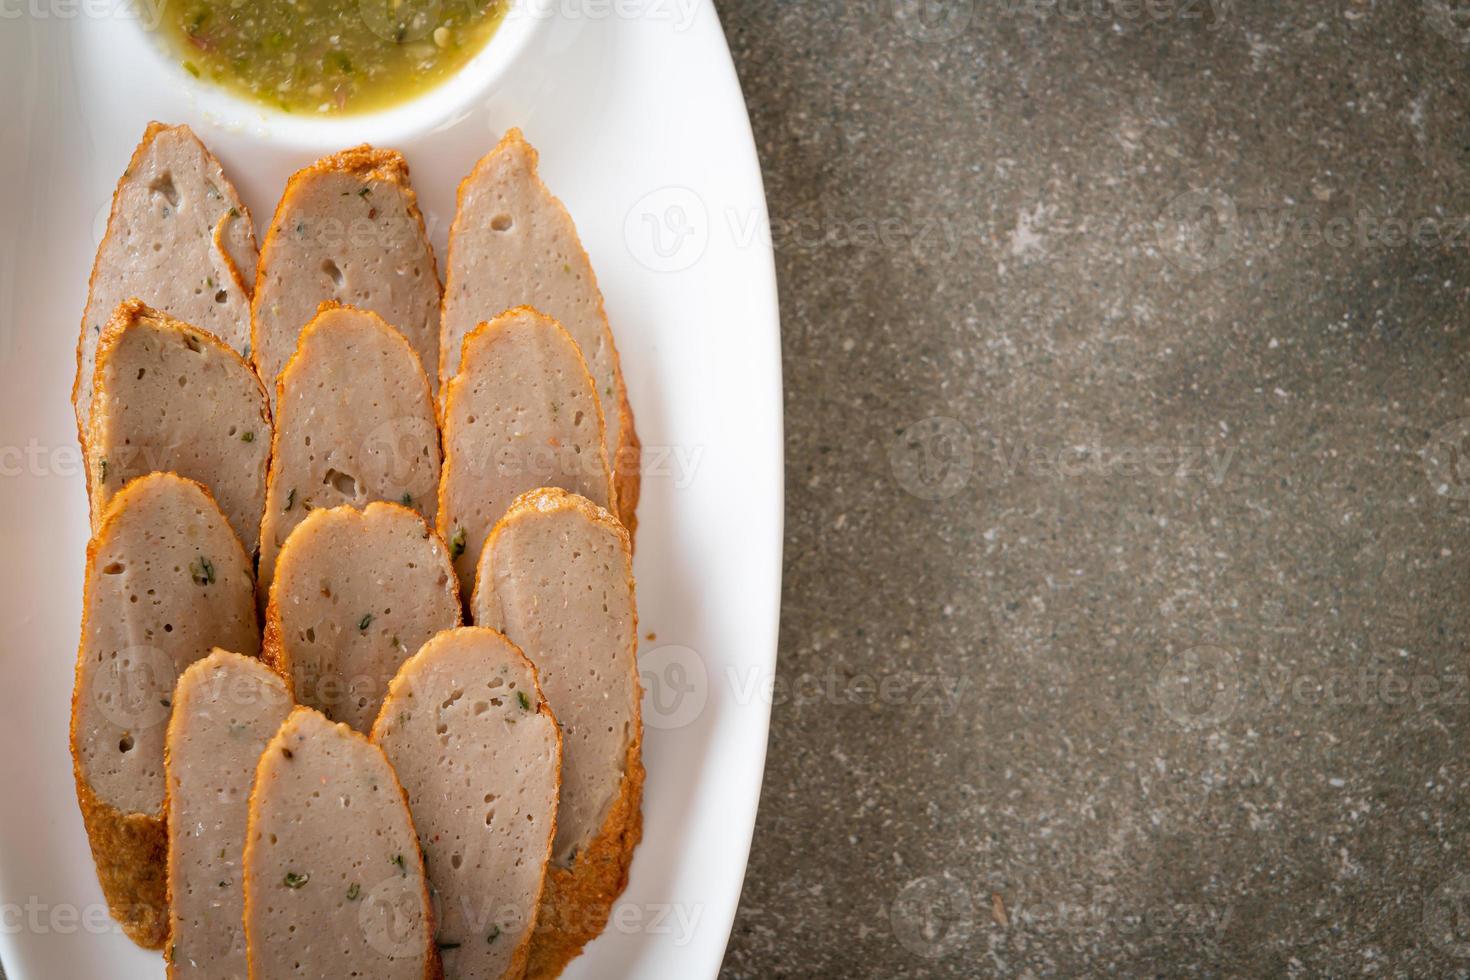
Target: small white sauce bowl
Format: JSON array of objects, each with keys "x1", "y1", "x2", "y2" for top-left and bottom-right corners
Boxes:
[{"x1": 123, "y1": 0, "x2": 549, "y2": 148}]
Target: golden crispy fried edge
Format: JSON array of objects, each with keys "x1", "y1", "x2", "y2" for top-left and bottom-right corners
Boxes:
[
  {"x1": 442, "y1": 131, "x2": 640, "y2": 540},
  {"x1": 241, "y1": 706, "x2": 443, "y2": 980},
  {"x1": 71, "y1": 473, "x2": 253, "y2": 950},
  {"x1": 471, "y1": 487, "x2": 644, "y2": 979}
]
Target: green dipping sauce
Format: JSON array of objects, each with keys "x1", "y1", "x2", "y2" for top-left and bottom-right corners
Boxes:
[{"x1": 155, "y1": 0, "x2": 511, "y2": 115}]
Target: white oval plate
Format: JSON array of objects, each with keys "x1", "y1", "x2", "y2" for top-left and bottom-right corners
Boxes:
[{"x1": 0, "y1": 2, "x2": 782, "y2": 976}]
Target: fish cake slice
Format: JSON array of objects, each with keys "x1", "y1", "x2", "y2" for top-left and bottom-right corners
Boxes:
[
  {"x1": 87, "y1": 299, "x2": 271, "y2": 554},
  {"x1": 252, "y1": 146, "x2": 441, "y2": 410},
  {"x1": 441, "y1": 129, "x2": 639, "y2": 531},
  {"x1": 373, "y1": 627, "x2": 561, "y2": 980},
  {"x1": 471, "y1": 488, "x2": 642, "y2": 977},
  {"x1": 165, "y1": 650, "x2": 293, "y2": 979},
  {"x1": 438, "y1": 306, "x2": 611, "y2": 595},
  {"x1": 259, "y1": 302, "x2": 440, "y2": 605},
  {"x1": 243, "y1": 706, "x2": 439, "y2": 980},
  {"x1": 75, "y1": 122, "x2": 257, "y2": 442},
  {"x1": 70, "y1": 472, "x2": 259, "y2": 948},
  {"x1": 265, "y1": 502, "x2": 460, "y2": 732}
]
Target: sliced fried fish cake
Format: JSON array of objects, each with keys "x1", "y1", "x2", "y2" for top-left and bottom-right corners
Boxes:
[
  {"x1": 243, "y1": 706, "x2": 439, "y2": 980},
  {"x1": 260, "y1": 302, "x2": 440, "y2": 605},
  {"x1": 441, "y1": 129, "x2": 639, "y2": 530},
  {"x1": 76, "y1": 122, "x2": 257, "y2": 440},
  {"x1": 252, "y1": 146, "x2": 441, "y2": 410},
  {"x1": 88, "y1": 299, "x2": 271, "y2": 553},
  {"x1": 373, "y1": 627, "x2": 561, "y2": 980},
  {"x1": 471, "y1": 488, "x2": 642, "y2": 977},
  {"x1": 265, "y1": 502, "x2": 460, "y2": 732},
  {"x1": 165, "y1": 650, "x2": 293, "y2": 979},
  {"x1": 71, "y1": 472, "x2": 259, "y2": 948},
  {"x1": 438, "y1": 306, "x2": 611, "y2": 595}
]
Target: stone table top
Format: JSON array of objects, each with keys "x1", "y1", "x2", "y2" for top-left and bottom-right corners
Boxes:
[{"x1": 718, "y1": 0, "x2": 1470, "y2": 975}]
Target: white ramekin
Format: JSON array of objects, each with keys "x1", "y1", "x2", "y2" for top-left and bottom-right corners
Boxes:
[{"x1": 125, "y1": 0, "x2": 550, "y2": 147}]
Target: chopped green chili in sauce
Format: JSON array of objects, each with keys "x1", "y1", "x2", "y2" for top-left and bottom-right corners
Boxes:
[{"x1": 154, "y1": 0, "x2": 511, "y2": 115}]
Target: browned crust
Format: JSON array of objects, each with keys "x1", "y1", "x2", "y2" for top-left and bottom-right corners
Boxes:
[
  {"x1": 261, "y1": 501, "x2": 463, "y2": 692},
  {"x1": 258, "y1": 300, "x2": 441, "y2": 610},
  {"x1": 86, "y1": 299, "x2": 273, "y2": 535},
  {"x1": 526, "y1": 740, "x2": 644, "y2": 980},
  {"x1": 440, "y1": 130, "x2": 640, "y2": 539},
  {"x1": 249, "y1": 145, "x2": 440, "y2": 392},
  {"x1": 280, "y1": 300, "x2": 440, "y2": 428},
  {"x1": 72, "y1": 778, "x2": 169, "y2": 949},
  {"x1": 213, "y1": 210, "x2": 253, "y2": 302},
  {"x1": 74, "y1": 122, "x2": 258, "y2": 455},
  {"x1": 436, "y1": 306, "x2": 613, "y2": 595},
  {"x1": 70, "y1": 473, "x2": 250, "y2": 951},
  {"x1": 242, "y1": 706, "x2": 442, "y2": 980},
  {"x1": 260, "y1": 578, "x2": 288, "y2": 681},
  {"x1": 370, "y1": 626, "x2": 563, "y2": 980},
  {"x1": 613, "y1": 390, "x2": 640, "y2": 544},
  {"x1": 470, "y1": 488, "x2": 643, "y2": 978}
]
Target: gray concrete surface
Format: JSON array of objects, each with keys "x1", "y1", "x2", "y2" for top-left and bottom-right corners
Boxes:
[{"x1": 718, "y1": 0, "x2": 1470, "y2": 976}]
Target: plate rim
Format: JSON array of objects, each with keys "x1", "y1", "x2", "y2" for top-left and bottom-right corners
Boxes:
[{"x1": 0, "y1": 3, "x2": 783, "y2": 977}]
